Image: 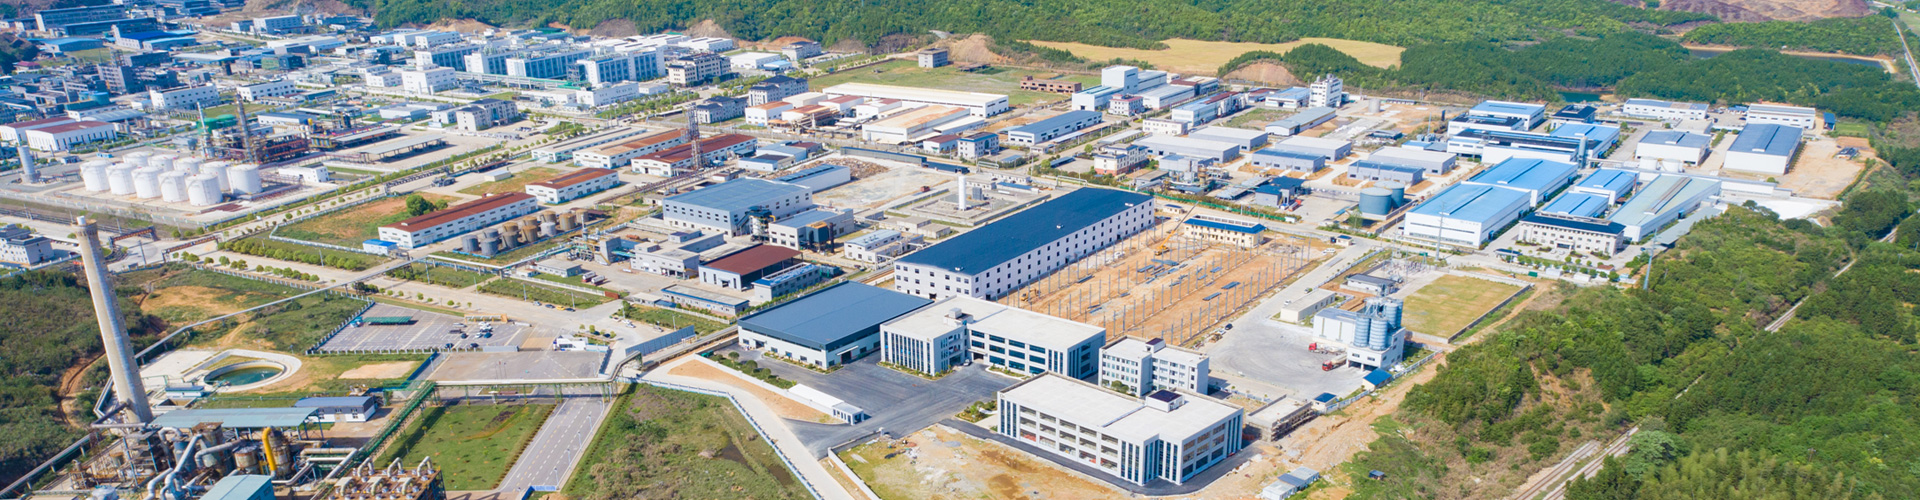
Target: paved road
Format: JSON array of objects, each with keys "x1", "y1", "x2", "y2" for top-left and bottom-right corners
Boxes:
[
  {"x1": 731, "y1": 348, "x2": 1015, "y2": 457},
  {"x1": 495, "y1": 396, "x2": 613, "y2": 492},
  {"x1": 1206, "y1": 243, "x2": 1376, "y2": 400}
]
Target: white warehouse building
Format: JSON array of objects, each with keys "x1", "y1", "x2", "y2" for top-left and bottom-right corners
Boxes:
[
  {"x1": 823, "y1": 83, "x2": 1010, "y2": 118},
  {"x1": 893, "y1": 188, "x2": 1154, "y2": 301},
  {"x1": 377, "y1": 192, "x2": 540, "y2": 249}
]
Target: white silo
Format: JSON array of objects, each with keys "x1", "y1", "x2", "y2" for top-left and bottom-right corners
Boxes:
[
  {"x1": 186, "y1": 175, "x2": 221, "y2": 206},
  {"x1": 80, "y1": 161, "x2": 110, "y2": 192},
  {"x1": 174, "y1": 157, "x2": 201, "y2": 174},
  {"x1": 228, "y1": 164, "x2": 262, "y2": 194},
  {"x1": 200, "y1": 161, "x2": 231, "y2": 192},
  {"x1": 132, "y1": 167, "x2": 162, "y2": 199},
  {"x1": 150, "y1": 155, "x2": 175, "y2": 172},
  {"x1": 124, "y1": 151, "x2": 151, "y2": 169},
  {"x1": 159, "y1": 171, "x2": 189, "y2": 202},
  {"x1": 107, "y1": 163, "x2": 136, "y2": 195}
]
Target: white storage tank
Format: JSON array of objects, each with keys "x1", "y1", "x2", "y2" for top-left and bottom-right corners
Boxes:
[
  {"x1": 107, "y1": 163, "x2": 136, "y2": 195},
  {"x1": 200, "y1": 161, "x2": 231, "y2": 192},
  {"x1": 80, "y1": 161, "x2": 110, "y2": 192},
  {"x1": 175, "y1": 157, "x2": 202, "y2": 174},
  {"x1": 124, "y1": 151, "x2": 151, "y2": 169},
  {"x1": 159, "y1": 171, "x2": 189, "y2": 202},
  {"x1": 186, "y1": 175, "x2": 221, "y2": 206},
  {"x1": 132, "y1": 167, "x2": 162, "y2": 199},
  {"x1": 228, "y1": 164, "x2": 262, "y2": 194},
  {"x1": 150, "y1": 155, "x2": 175, "y2": 172}
]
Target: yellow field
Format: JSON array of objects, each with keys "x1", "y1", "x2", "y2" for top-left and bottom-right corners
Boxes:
[{"x1": 1026, "y1": 38, "x2": 1405, "y2": 75}]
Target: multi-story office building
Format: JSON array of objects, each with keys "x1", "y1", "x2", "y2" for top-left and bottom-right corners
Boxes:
[
  {"x1": 661, "y1": 178, "x2": 814, "y2": 235},
  {"x1": 413, "y1": 43, "x2": 477, "y2": 69},
  {"x1": 464, "y1": 48, "x2": 532, "y2": 76},
  {"x1": 917, "y1": 47, "x2": 950, "y2": 68},
  {"x1": 1308, "y1": 74, "x2": 1344, "y2": 108},
  {"x1": 881, "y1": 295, "x2": 1107, "y2": 379},
  {"x1": 577, "y1": 51, "x2": 661, "y2": 85},
  {"x1": 1099, "y1": 337, "x2": 1211, "y2": 396},
  {"x1": 377, "y1": 193, "x2": 540, "y2": 248},
  {"x1": 507, "y1": 49, "x2": 592, "y2": 79},
  {"x1": 236, "y1": 80, "x2": 296, "y2": 101},
  {"x1": 997, "y1": 374, "x2": 1244, "y2": 485},
  {"x1": 400, "y1": 67, "x2": 456, "y2": 94},
  {"x1": 892, "y1": 188, "x2": 1153, "y2": 300},
  {"x1": 147, "y1": 85, "x2": 218, "y2": 110},
  {"x1": 436, "y1": 98, "x2": 519, "y2": 131},
  {"x1": 666, "y1": 52, "x2": 730, "y2": 86},
  {"x1": 782, "y1": 41, "x2": 822, "y2": 61},
  {"x1": 34, "y1": 4, "x2": 129, "y2": 33},
  {"x1": 748, "y1": 75, "x2": 808, "y2": 105}
]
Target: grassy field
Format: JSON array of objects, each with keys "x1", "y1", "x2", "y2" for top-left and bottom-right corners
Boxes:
[
  {"x1": 808, "y1": 59, "x2": 1081, "y2": 107},
  {"x1": 620, "y1": 305, "x2": 728, "y2": 334},
  {"x1": 387, "y1": 263, "x2": 494, "y2": 289},
  {"x1": 459, "y1": 167, "x2": 564, "y2": 196},
  {"x1": 278, "y1": 194, "x2": 458, "y2": 247},
  {"x1": 478, "y1": 278, "x2": 613, "y2": 307},
  {"x1": 1027, "y1": 38, "x2": 1406, "y2": 74},
  {"x1": 1401, "y1": 275, "x2": 1524, "y2": 336},
  {"x1": 198, "y1": 294, "x2": 371, "y2": 351},
  {"x1": 1833, "y1": 121, "x2": 1871, "y2": 137},
  {"x1": 564, "y1": 385, "x2": 809, "y2": 500},
  {"x1": 123, "y1": 265, "x2": 306, "y2": 324},
  {"x1": 379, "y1": 403, "x2": 555, "y2": 491},
  {"x1": 1224, "y1": 108, "x2": 1294, "y2": 129}
]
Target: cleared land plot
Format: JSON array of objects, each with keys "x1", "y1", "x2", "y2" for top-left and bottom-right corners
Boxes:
[
  {"x1": 840, "y1": 426, "x2": 1123, "y2": 500},
  {"x1": 318, "y1": 304, "x2": 526, "y2": 353},
  {"x1": 814, "y1": 166, "x2": 954, "y2": 210},
  {"x1": 1224, "y1": 108, "x2": 1294, "y2": 129},
  {"x1": 124, "y1": 265, "x2": 307, "y2": 324},
  {"x1": 1004, "y1": 223, "x2": 1309, "y2": 347},
  {"x1": 277, "y1": 193, "x2": 459, "y2": 247},
  {"x1": 665, "y1": 358, "x2": 832, "y2": 422},
  {"x1": 563, "y1": 384, "x2": 811, "y2": 500},
  {"x1": 182, "y1": 292, "x2": 371, "y2": 353},
  {"x1": 1401, "y1": 275, "x2": 1523, "y2": 336},
  {"x1": 1773, "y1": 139, "x2": 1866, "y2": 200},
  {"x1": 1027, "y1": 38, "x2": 1405, "y2": 74},
  {"x1": 460, "y1": 167, "x2": 564, "y2": 196},
  {"x1": 379, "y1": 403, "x2": 555, "y2": 491},
  {"x1": 478, "y1": 278, "x2": 614, "y2": 307},
  {"x1": 807, "y1": 59, "x2": 1076, "y2": 107}
]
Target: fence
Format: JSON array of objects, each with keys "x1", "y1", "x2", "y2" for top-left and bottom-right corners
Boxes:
[
  {"x1": 303, "y1": 300, "x2": 378, "y2": 355},
  {"x1": 263, "y1": 192, "x2": 401, "y2": 257},
  {"x1": 1320, "y1": 349, "x2": 1441, "y2": 414},
  {"x1": 633, "y1": 379, "x2": 825, "y2": 500}
]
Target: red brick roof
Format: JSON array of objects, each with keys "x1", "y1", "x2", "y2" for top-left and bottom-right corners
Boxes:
[
  {"x1": 530, "y1": 168, "x2": 616, "y2": 190},
  {"x1": 385, "y1": 192, "x2": 534, "y2": 231},
  {"x1": 3, "y1": 116, "x2": 76, "y2": 129},
  {"x1": 703, "y1": 244, "x2": 799, "y2": 274}
]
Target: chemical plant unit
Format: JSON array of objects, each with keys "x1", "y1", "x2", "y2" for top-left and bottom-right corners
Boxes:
[{"x1": 42, "y1": 218, "x2": 375, "y2": 500}]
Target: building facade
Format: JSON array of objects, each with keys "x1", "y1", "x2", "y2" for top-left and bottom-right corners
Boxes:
[
  {"x1": 377, "y1": 192, "x2": 539, "y2": 248},
  {"x1": 524, "y1": 168, "x2": 619, "y2": 204},
  {"x1": 1099, "y1": 337, "x2": 1211, "y2": 396},
  {"x1": 881, "y1": 295, "x2": 1107, "y2": 379},
  {"x1": 998, "y1": 374, "x2": 1244, "y2": 486},
  {"x1": 893, "y1": 188, "x2": 1153, "y2": 300}
]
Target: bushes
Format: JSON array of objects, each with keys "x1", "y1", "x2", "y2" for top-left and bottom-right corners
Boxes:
[
  {"x1": 711, "y1": 353, "x2": 795, "y2": 389},
  {"x1": 218, "y1": 236, "x2": 383, "y2": 271},
  {"x1": 1680, "y1": 16, "x2": 1902, "y2": 56}
]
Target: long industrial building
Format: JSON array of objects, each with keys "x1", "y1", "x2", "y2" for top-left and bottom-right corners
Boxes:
[
  {"x1": 377, "y1": 192, "x2": 540, "y2": 248},
  {"x1": 823, "y1": 83, "x2": 1010, "y2": 117},
  {"x1": 661, "y1": 178, "x2": 814, "y2": 235},
  {"x1": 1402, "y1": 184, "x2": 1531, "y2": 248},
  {"x1": 737, "y1": 282, "x2": 932, "y2": 368},
  {"x1": 997, "y1": 373, "x2": 1244, "y2": 486},
  {"x1": 1609, "y1": 174, "x2": 1721, "y2": 241},
  {"x1": 1722, "y1": 124, "x2": 1801, "y2": 175},
  {"x1": 893, "y1": 188, "x2": 1154, "y2": 300}
]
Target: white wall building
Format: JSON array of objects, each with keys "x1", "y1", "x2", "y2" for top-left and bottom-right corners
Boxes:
[
  {"x1": 1745, "y1": 104, "x2": 1820, "y2": 130},
  {"x1": 400, "y1": 67, "x2": 457, "y2": 94},
  {"x1": 1621, "y1": 99, "x2": 1708, "y2": 121},
  {"x1": 1099, "y1": 337, "x2": 1210, "y2": 396},
  {"x1": 236, "y1": 80, "x2": 296, "y2": 101},
  {"x1": 997, "y1": 374, "x2": 1244, "y2": 486},
  {"x1": 376, "y1": 192, "x2": 540, "y2": 249},
  {"x1": 881, "y1": 295, "x2": 1107, "y2": 379},
  {"x1": 24, "y1": 121, "x2": 116, "y2": 151},
  {"x1": 824, "y1": 83, "x2": 1009, "y2": 118},
  {"x1": 524, "y1": 167, "x2": 619, "y2": 204},
  {"x1": 893, "y1": 188, "x2": 1154, "y2": 301},
  {"x1": 148, "y1": 85, "x2": 219, "y2": 110}
]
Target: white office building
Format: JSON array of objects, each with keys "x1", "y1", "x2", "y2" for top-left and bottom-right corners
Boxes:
[
  {"x1": 1099, "y1": 337, "x2": 1210, "y2": 396},
  {"x1": 400, "y1": 67, "x2": 457, "y2": 94},
  {"x1": 0, "y1": 226, "x2": 57, "y2": 266},
  {"x1": 823, "y1": 83, "x2": 1009, "y2": 118},
  {"x1": 881, "y1": 295, "x2": 1107, "y2": 379},
  {"x1": 997, "y1": 374, "x2": 1244, "y2": 486},
  {"x1": 844, "y1": 229, "x2": 917, "y2": 263},
  {"x1": 893, "y1": 188, "x2": 1154, "y2": 300},
  {"x1": 148, "y1": 85, "x2": 219, "y2": 110},
  {"x1": 236, "y1": 80, "x2": 296, "y2": 101},
  {"x1": 1621, "y1": 99, "x2": 1709, "y2": 121},
  {"x1": 1745, "y1": 104, "x2": 1820, "y2": 130}
]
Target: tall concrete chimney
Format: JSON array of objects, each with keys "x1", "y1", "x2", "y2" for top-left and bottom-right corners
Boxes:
[
  {"x1": 16, "y1": 144, "x2": 35, "y2": 184},
  {"x1": 954, "y1": 172, "x2": 966, "y2": 210},
  {"x1": 75, "y1": 216, "x2": 153, "y2": 423}
]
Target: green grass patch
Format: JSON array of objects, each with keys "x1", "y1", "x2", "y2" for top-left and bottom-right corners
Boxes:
[
  {"x1": 1401, "y1": 275, "x2": 1523, "y2": 336},
  {"x1": 529, "y1": 271, "x2": 616, "y2": 293},
  {"x1": 478, "y1": 278, "x2": 613, "y2": 307},
  {"x1": 619, "y1": 303, "x2": 728, "y2": 334},
  {"x1": 217, "y1": 235, "x2": 388, "y2": 271},
  {"x1": 459, "y1": 167, "x2": 564, "y2": 196},
  {"x1": 125, "y1": 265, "x2": 307, "y2": 324},
  {"x1": 379, "y1": 403, "x2": 555, "y2": 491},
  {"x1": 564, "y1": 384, "x2": 808, "y2": 499},
  {"x1": 277, "y1": 193, "x2": 456, "y2": 247},
  {"x1": 1224, "y1": 108, "x2": 1295, "y2": 129},
  {"x1": 1833, "y1": 121, "x2": 1871, "y2": 137},
  {"x1": 197, "y1": 294, "x2": 370, "y2": 351},
  {"x1": 387, "y1": 263, "x2": 494, "y2": 289}
]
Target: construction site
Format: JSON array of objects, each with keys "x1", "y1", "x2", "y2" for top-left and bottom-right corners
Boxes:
[{"x1": 999, "y1": 217, "x2": 1314, "y2": 347}]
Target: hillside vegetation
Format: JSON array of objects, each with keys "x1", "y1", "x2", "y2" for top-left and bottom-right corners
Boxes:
[
  {"x1": 0, "y1": 271, "x2": 156, "y2": 486},
  {"x1": 353, "y1": 0, "x2": 1710, "y2": 48}
]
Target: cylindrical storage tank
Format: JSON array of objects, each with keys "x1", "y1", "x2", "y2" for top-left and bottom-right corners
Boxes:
[
  {"x1": 186, "y1": 175, "x2": 221, "y2": 206},
  {"x1": 133, "y1": 167, "x2": 162, "y2": 199},
  {"x1": 558, "y1": 215, "x2": 576, "y2": 231},
  {"x1": 1377, "y1": 181, "x2": 1407, "y2": 207},
  {"x1": 200, "y1": 161, "x2": 232, "y2": 192},
  {"x1": 480, "y1": 237, "x2": 500, "y2": 256},
  {"x1": 1358, "y1": 187, "x2": 1393, "y2": 217},
  {"x1": 150, "y1": 155, "x2": 175, "y2": 172},
  {"x1": 576, "y1": 211, "x2": 590, "y2": 226},
  {"x1": 80, "y1": 161, "x2": 110, "y2": 191},
  {"x1": 159, "y1": 171, "x2": 189, "y2": 202},
  {"x1": 518, "y1": 221, "x2": 536, "y2": 242},
  {"x1": 228, "y1": 164, "x2": 262, "y2": 194},
  {"x1": 1382, "y1": 300, "x2": 1403, "y2": 329},
  {"x1": 107, "y1": 163, "x2": 136, "y2": 195},
  {"x1": 1368, "y1": 316, "x2": 1391, "y2": 350},
  {"x1": 540, "y1": 221, "x2": 557, "y2": 238},
  {"x1": 175, "y1": 157, "x2": 202, "y2": 174},
  {"x1": 538, "y1": 212, "x2": 555, "y2": 225},
  {"x1": 463, "y1": 236, "x2": 481, "y2": 253},
  {"x1": 232, "y1": 446, "x2": 258, "y2": 473},
  {"x1": 124, "y1": 151, "x2": 151, "y2": 168}
]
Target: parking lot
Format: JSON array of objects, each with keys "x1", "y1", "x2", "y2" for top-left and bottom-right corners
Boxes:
[
  {"x1": 317, "y1": 304, "x2": 527, "y2": 353},
  {"x1": 425, "y1": 351, "x2": 609, "y2": 381},
  {"x1": 1208, "y1": 318, "x2": 1368, "y2": 401},
  {"x1": 721, "y1": 346, "x2": 1017, "y2": 457}
]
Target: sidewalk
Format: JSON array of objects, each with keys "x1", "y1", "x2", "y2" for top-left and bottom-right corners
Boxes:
[{"x1": 639, "y1": 357, "x2": 859, "y2": 500}]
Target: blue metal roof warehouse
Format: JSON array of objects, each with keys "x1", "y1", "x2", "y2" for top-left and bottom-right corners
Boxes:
[
  {"x1": 898, "y1": 188, "x2": 1152, "y2": 275},
  {"x1": 1728, "y1": 123, "x2": 1801, "y2": 157},
  {"x1": 1571, "y1": 168, "x2": 1638, "y2": 201},
  {"x1": 738, "y1": 282, "x2": 932, "y2": 353},
  {"x1": 1463, "y1": 158, "x2": 1577, "y2": 205},
  {"x1": 1540, "y1": 192, "x2": 1610, "y2": 218}
]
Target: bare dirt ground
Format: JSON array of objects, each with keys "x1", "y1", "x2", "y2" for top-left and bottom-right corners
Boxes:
[
  {"x1": 664, "y1": 357, "x2": 834, "y2": 423},
  {"x1": 1028, "y1": 38, "x2": 1405, "y2": 75},
  {"x1": 1004, "y1": 223, "x2": 1312, "y2": 348},
  {"x1": 1223, "y1": 62, "x2": 1302, "y2": 86},
  {"x1": 686, "y1": 19, "x2": 733, "y2": 39},
  {"x1": 943, "y1": 35, "x2": 1007, "y2": 64},
  {"x1": 590, "y1": 19, "x2": 639, "y2": 37},
  {"x1": 340, "y1": 361, "x2": 418, "y2": 379},
  {"x1": 844, "y1": 425, "x2": 1126, "y2": 500},
  {"x1": 1775, "y1": 138, "x2": 1869, "y2": 199}
]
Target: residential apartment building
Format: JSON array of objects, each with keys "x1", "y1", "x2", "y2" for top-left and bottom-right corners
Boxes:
[
  {"x1": 1099, "y1": 337, "x2": 1211, "y2": 396},
  {"x1": 666, "y1": 52, "x2": 730, "y2": 85},
  {"x1": 881, "y1": 295, "x2": 1107, "y2": 379},
  {"x1": 998, "y1": 374, "x2": 1244, "y2": 485},
  {"x1": 524, "y1": 168, "x2": 619, "y2": 204},
  {"x1": 893, "y1": 188, "x2": 1153, "y2": 301},
  {"x1": 377, "y1": 192, "x2": 540, "y2": 248}
]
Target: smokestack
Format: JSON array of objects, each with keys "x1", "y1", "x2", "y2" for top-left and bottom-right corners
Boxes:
[
  {"x1": 16, "y1": 144, "x2": 35, "y2": 184},
  {"x1": 955, "y1": 172, "x2": 966, "y2": 210},
  {"x1": 76, "y1": 216, "x2": 153, "y2": 424}
]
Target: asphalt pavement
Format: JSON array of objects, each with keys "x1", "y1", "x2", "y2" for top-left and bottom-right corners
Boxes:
[
  {"x1": 727, "y1": 347, "x2": 1016, "y2": 457},
  {"x1": 494, "y1": 396, "x2": 613, "y2": 492}
]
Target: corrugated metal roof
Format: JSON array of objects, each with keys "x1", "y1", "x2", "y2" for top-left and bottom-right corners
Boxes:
[
  {"x1": 203, "y1": 475, "x2": 273, "y2": 500},
  {"x1": 1467, "y1": 158, "x2": 1577, "y2": 194},
  {"x1": 737, "y1": 282, "x2": 931, "y2": 351},
  {"x1": 1641, "y1": 130, "x2": 1710, "y2": 149},
  {"x1": 1409, "y1": 184, "x2": 1530, "y2": 223},
  {"x1": 898, "y1": 188, "x2": 1150, "y2": 275},
  {"x1": 703, "y1": 244, "x2": 799, "y2": 275},
  {"x1": 1728, "y1": 123, "x2": 1801, "y2": 157},
  {"x1": 1574, "y1": 169, "x2": 1637, "y2": 197},
  {"x1": 664, "y1": 178, "x2": 809, "y2": 213},
  {"x1": 1540, "y1": 192, "x2": 1610, "y2": 218},
  {"x1": 150, "y1": 408, "x2": 317, "y2": 429}
]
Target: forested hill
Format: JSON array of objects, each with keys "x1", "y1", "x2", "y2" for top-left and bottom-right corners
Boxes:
[{"x1": 349, "y1": 0, "x2": 1711, "y2": 48}]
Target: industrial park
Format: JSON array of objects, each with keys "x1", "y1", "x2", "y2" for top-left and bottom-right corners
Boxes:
[{"x1": 0, "y1": 4, "x2": 1897, "y2": 500}]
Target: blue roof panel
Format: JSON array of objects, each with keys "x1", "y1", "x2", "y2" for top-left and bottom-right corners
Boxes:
[
  {"x1": 1410, "y1": 184, "x2": 1530, "y2": 224},
  {"x1": 1575, "y1": 169, "x2": 1637, "y2": 197},
  {"x1": 899, "y1": 188, "x2": 1152, "y2": 275},
  {"x1": 1540, "y1": 192, "x2": 1610, "y2": 218},
  {"x1": 1729, "y1": 123, "x2": 1802, "y2": 157},
  {"x1": 737, "y1": 282, "x2": 932, "y2": 352},
  {"x1": 664, "y1": 178, "x2": 809, "y2": 213},
  {"x1": 1184, "y1": 218, "x2": 1265, "y2": 234},
  {"x1": 1468, "y1": 158, "x2": 1577, "y2": 194}
]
